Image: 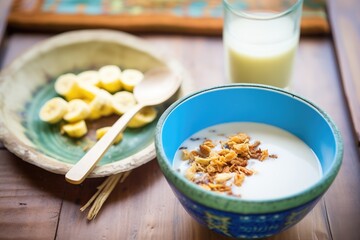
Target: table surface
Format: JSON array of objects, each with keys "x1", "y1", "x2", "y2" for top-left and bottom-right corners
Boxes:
[{"x1": 0, "y1": 0, "x2": 359, "y2": 239}]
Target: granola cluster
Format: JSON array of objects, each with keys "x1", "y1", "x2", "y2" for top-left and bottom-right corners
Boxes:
[{"x1": 181, "y1": 132, "x2": 277, "y2": 197}]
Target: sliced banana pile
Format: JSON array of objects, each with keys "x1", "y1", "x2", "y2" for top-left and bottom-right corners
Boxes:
[{"x1": 39, "y1": 65, "x2": 158, "y2": 142}]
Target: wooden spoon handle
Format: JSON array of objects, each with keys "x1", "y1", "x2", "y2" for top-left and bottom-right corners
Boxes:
[{"x1": 65, "y1": 103, "x2": 144, "y2": 184}]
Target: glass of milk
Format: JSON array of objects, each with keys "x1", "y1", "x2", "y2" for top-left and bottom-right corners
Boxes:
[{"x1": 223, "y1": 0, "x2": 303, "y2": 88}]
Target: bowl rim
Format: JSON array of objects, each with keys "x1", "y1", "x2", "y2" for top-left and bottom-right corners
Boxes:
[
  {"x1": 155, "y1": 83, "x2": 343, "y2": 213},
  {"x1": 0, "y1": 29, "x2": 188, "y2": 177}
]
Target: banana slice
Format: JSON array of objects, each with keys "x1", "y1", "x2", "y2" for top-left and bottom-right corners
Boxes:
[
  {"x1": 77, "y1": 70, "x2": 101, "y2": 86},
  {"x1": 61, "y1": 120, "x2": 87, "y2": 138},
  {"x1": 127, "y1": 106, "x2": 158, "y2": 128},
  {"x1": 98, "y1": 65, "x2": 122, "y2": 93},
  {"x1": 120, "y1": 69, "x2": 144, "y2": 92},
  {"x1": 98, "y1": 90, "x2": 114, "y2": 116},
  {"x1": 87, "y1": 90, "x2": 114, "y2": 120},
  {"x1": 63, "y1": 99, "x2": 90, "y2": 123},
  {"x1": 96, "y1": 126, "x2": 123, "y2": 144},
  {"x1": 39, "y1": 97, "x2": 68, "y2": 124},
  {"x1": 87, "y1": 99, "x2": 102, "y2": 120},
  {"x1": 54, "y1": 73, "x2": 82, "y2": 101},
  {"x1": 112, "y1": 91, "x2": 137, "y2": 115},
  {"x1": 76, "y1": 82, "x2": 101, "y2": 100}
]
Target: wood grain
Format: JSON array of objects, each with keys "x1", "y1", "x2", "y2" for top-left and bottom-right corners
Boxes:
[
  {"x1": 0, "y1": 150, "x2": 62, "y2": 240},
  {"x1": 0, "y1": 0, "x2": 12, "y2": 45},
  {"x1": 328, "y1": 0, "x2": 360, "y2": 145},
  {"x1": 292, "y1": 38, "x2": 360, "y2": 240}
]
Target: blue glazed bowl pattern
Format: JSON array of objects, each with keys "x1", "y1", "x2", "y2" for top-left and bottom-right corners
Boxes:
[
  {"x1": 155, "y1": 84, "x2": 343, "y2": 239},
  {"x1": 172, "y1": 186, "x2": 320, "y2": 238}
]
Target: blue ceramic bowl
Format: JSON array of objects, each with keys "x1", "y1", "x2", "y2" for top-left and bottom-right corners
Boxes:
[{"x1": 155, "y1": 84, "x2": 343, "y2": 239}]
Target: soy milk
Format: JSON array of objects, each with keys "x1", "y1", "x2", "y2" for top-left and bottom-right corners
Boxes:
[
  {"x1": 173, "y1": 122, "x2": 322, "y2": 200},
  {"x1": 224, "y1": 15, "x2": 299, "y2": 88}
]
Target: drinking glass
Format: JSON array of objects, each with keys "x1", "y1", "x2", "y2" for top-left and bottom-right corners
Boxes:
[{"x1": 223, "y1": 0, "x2": 303, "y2": 88}]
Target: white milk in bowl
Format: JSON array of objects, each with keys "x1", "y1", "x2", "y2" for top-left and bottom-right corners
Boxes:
[
  {"x1": 173, "y1": 122, "x2": 322, "y2": 200},
  {"x1": 224, "y1": 15, "x2": 299, "y2": 88}
]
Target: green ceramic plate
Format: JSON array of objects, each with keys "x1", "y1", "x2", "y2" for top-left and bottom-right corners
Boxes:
[
  {"x1": 0, "y1": 30, "x2": 192, "y2": 177},
  {"x1": 25, "y1": 78, "x2": 160, "y2": 166}
]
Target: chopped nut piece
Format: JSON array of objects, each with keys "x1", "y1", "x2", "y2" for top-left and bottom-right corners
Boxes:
[
  {"x1": 224, "y1": 150, "x2": 237, "y2": 161},
  {"x1": 238, "y1": 166, "x2": 254, "y2": 176},
  {"x1": 190, "y1": 150, "x2": 200, "y2": 160},
  {"x1": 203, "y1": 139, "x2": 216, "y2": 148},
  {"x1": 250, "y1": 140, "x2": 261, "y2": 149},
  {"x1": 233, "y1": 143, "x2": 250, "y2": 157},
  {"x1": 206, "y1": 165, "x2": 217, "y2": 174},
  {"x1": 185, "y1": 162, "x2": 197, "y2": 181},
  {"x1": 234, "y1": 172, "x2": 245, "y2": 186},
  {"x1": 214, "y1": 173, "x2": 233, "y2": 183},
  {"x1": 199, "y1": 184, "x2": 211, "y2": 191},
  {"x1": 199, "y1": 144, "x2": 212, "y2": 157},
  {"x1": 218, "y1": 149, "x2": 230, "y2": 156},
  {"x1": 208, "y1": 183, "x2": 231, "y2": 192},
  {"x1": 229, "y1": 133, "x2": 249, "y2": 143},
  {"x1": 260, "y1": 149, "x2": 269, "y2": 161},
  {"x1": 182, "y1": 149, "x2": 190, "y2": 160},
  {"x1": 195, "y1": 156, "x2": 212, "y2": 166}
]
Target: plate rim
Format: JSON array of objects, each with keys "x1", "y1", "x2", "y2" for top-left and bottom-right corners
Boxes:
[{"x1": 0, "y1": 29, "x2": 193, "y2": 177}]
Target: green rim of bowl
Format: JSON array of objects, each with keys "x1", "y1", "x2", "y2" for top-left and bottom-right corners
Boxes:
[{"x1": 155, "y1": 84, "x2": 343, "y2": 214}]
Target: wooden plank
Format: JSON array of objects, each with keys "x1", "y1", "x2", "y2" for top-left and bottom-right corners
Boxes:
[
  {"x1": 0, "y1": 0, "x2": 12, "y2": 45},
  {"x1": 293, "y1": 38, "x2": 360, "y2": 240},
  {"x1": 328, "y1": 0, "x2": 360, "y2": 145},
  {"x1": 0, "y1": 150, "x2": 63, "y2": 239}
]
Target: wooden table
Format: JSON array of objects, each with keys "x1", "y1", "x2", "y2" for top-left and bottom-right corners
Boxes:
[{"x1": 0, "y1": 0, "x2": 359, "y2": 239}]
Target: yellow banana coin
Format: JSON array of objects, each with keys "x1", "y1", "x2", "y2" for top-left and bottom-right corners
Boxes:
[
  {"x1": 127, "y1": 106, "x2": 158, "y2": 128},
  {"x1": 76, "y1": 81, "x2": 101, "y2": 100},
  {"x1": 87, "y1": 96, "x2": 104, "y2": 120},
  {"x1": 63, "y1": 99, "x2": 90, "y2": 123},
  {"x1": 87, "y1": 92, "x2": 113, "y2": 120},
  {"x1": 98, "y1": 90, "x2": 114, "y2": 116},
  {"x1": 61, "y1": 120, "x2": 88, "y2": 138},
  {"x1": 99, "y1": 65, "x2": 122, "y2": 93},
  {"x1": 77, "y1": 70, "x2": 101, "y2": 86},
  {"x1": 39, "y1": 97, "x2": 68, "y2": 124},
  {"x1": 120, "y1": 69, "x2": 144, "y2": 92},
  {"x1": 96, "y1": 126, "x2": 123, "y2": 144},
  {"x1": 54, "y1": 73, "x2": 82, "y2": 101},
  {"x1": 112, "y1": 91, "x2": 137, "y2": 115}
]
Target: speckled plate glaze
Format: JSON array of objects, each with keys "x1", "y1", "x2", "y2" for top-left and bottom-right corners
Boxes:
[{"x1": 0, "y1": 29, "x2": 193, "y2": 177}]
